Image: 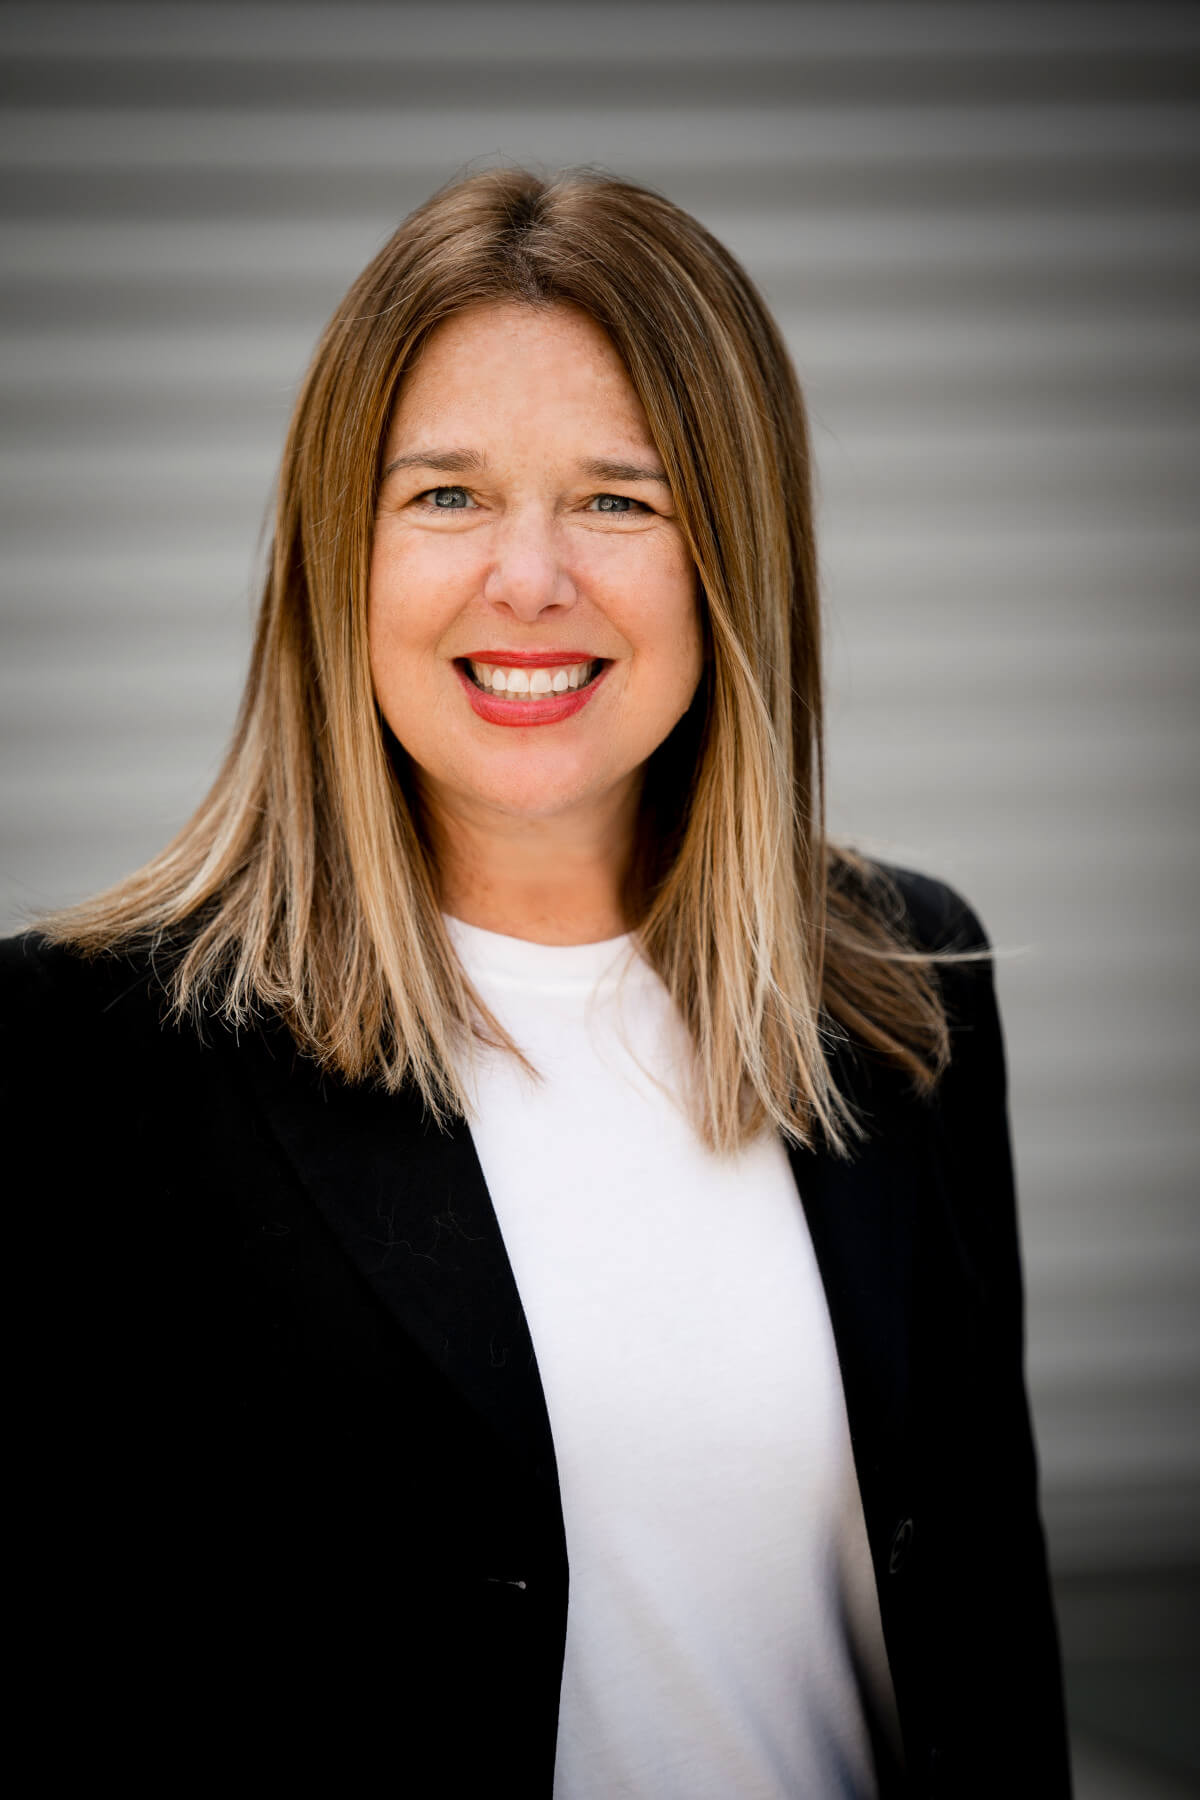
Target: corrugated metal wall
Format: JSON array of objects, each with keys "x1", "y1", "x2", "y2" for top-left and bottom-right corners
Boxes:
[{"x1": 3, "y1": 2, "x2": 1198, "y2": 1764}]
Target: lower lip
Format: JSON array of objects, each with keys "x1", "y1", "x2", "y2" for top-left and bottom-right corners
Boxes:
[{"x1": 455, "y1": 662, "x2": 609, "y2": 728}]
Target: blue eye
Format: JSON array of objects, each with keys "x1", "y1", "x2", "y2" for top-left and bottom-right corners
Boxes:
[
  {"x1": 430, "y1": 486, "x2": 470, "y2": 509},
  {"x1": 591, "y1": 493, "x2": 636, "y2": 513}
]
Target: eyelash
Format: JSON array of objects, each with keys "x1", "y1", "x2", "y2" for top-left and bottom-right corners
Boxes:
[{"x1": 412, "y1": 486, "x2": 652, "y2": 517}]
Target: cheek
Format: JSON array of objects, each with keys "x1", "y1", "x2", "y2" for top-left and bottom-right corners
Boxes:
[
  {"x1": 365, "y1": 611, "x2": 389, "y2": 711},
  {"x1": 365, "y1": 580, "x2": 402, "y2": 707},
  {"x1": 366, "y1": 581, "x2": 434, "y2": 733},
  {"x1": 617, "y1": 572, "x2": 704, "y2": 743},
  {"x1": 608, "y1": 535, "x2": 700, "y2": 646},
  {"x1": 681, "y1": 584, "x2": 705, "y2": 672},
  {"x1": 367, "y1": 536, "x2": 457, "y2": 676},
  {"x1": 658, "y1": 561, "x2": 705, "y2": 692}
]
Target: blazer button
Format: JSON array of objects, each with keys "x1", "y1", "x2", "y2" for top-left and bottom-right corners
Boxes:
[{"x1": 888, "y1": 1517, "x2": 914, "y2": 1574}]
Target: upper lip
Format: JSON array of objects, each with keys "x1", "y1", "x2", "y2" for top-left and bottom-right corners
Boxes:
[{"x1": 458, "y1": 649, "x2": 603, "y2": 667}]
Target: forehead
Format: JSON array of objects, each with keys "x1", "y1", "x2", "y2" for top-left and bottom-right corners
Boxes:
[{"x1": 384, "y1": 301, "x2": 654, "y2": 447}]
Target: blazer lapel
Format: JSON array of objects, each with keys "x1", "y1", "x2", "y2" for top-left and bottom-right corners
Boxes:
[
  {"x1": 787, "y1": 1063, "x2": 938, "y2": 1534},
  {"x1": 226, "y1": 1015, "x2": 937, "y2": 1553},
  {"x1": 229, "y1": 1020, "x2": 558, "y2": 1485}
]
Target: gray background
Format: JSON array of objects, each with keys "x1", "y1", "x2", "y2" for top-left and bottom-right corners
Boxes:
[{"x1": 2, "y1": 4, "x2": 1197, "y2": 1790}]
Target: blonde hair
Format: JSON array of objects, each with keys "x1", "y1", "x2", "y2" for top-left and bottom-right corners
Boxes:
[{"x1": 43, "y1": 166, "x2": 947, "y2": 1153}]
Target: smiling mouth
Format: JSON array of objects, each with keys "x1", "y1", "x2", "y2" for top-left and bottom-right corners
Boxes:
[{"x1": 460, "y1": 657, "x2": 605, "y2": 698}]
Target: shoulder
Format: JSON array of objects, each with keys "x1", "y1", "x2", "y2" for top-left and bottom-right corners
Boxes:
[
  {"x1": 829, "y1": 854, "x2": 998, "y2": 1022},
  {"x1": 873, "y1": 863, "x2": 991, "y2": 960},
  {"x1": 849, "y1": 859, "x2": 999, "y2": 1023},
  {"x1": 826, "y1": 858, "x2": 1006, "y2": 1113},
  {"x1": 0, "y1": 932, "x2": 293, "y2": 1209},
  {"x1": 874, "y1": 870, "x2": 1010, "y2": 1132},
  {"x1": 1, "y1": 930, "x2": 171, "y2": 1035},
  {"x1": 0, "y1": 932, "x2": 216, "y2": 1120}
]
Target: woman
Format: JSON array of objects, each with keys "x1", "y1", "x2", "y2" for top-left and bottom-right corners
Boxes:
[{"x1": 3, "y1": 169, "x2": 1070, "y2": 1796}]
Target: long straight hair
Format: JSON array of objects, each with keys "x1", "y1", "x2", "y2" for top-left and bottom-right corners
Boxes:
[{"x1": 44, "y1": 167, "x2": 948, "y2": 1153}]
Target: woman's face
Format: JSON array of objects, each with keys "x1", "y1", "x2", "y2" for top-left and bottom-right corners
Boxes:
[{"x1": 368, "y1": 302, "x2": 703, "y2": 836}]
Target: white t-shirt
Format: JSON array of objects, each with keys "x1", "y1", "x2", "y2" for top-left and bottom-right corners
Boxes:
[{"x1": 448, "y1": 917, "x2": 896, "y2": 1800}]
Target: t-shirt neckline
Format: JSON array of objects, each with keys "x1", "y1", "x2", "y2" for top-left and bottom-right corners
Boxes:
[{"x1": 444, "y1": 914, "x2": 634, "y2": 989}]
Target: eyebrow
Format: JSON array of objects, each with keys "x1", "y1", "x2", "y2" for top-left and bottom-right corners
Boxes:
[
  {"x1": 381, "y1": 447, "x2": 486, "y2": 480},
  {"x1": 580, "y1": 457, "x2": 671, "y2": 486},
  {"x1": 380, "y1": 448, "x2": 670, "y2": 486}
]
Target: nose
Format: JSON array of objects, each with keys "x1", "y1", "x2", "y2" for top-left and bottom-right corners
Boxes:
[{"x1": 482, "y1": 509, "x2": 578, "y2": 621}]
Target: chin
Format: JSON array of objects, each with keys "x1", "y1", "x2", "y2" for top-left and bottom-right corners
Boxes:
[
  {"x1": 466, "y1": 755, "x2": 632, "y2": 822},
  {"x1": 483, "y1": 779, "x2": 610, "y2": 822}
]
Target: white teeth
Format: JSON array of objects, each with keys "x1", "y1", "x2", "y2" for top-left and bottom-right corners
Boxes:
[{"x1": 467, "y1": 659, "x2": 595, "y2": 697}]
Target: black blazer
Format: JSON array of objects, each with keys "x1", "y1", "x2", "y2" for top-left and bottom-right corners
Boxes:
[{"x1": 3, "y1": 871, "x2": 1070, "y2": 1798}]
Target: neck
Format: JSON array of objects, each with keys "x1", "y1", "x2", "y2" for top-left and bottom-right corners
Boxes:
[{"x1": 421, "y1": 777, "x2": 639, "y2": 946}]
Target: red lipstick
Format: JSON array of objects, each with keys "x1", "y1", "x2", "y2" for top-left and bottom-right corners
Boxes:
[
  {"x1": 459, "y1": 649, "x2": 597, "y2": 666},
  {"x1": 454, "y1": 656, "x2": 609, "y2": 728}
]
